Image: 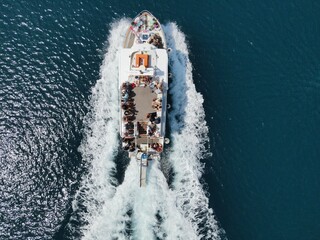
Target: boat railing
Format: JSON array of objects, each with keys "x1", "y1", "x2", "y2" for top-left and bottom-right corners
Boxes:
[{"x1": 134, "y1": 122, "x2": 138, "y2": 151}]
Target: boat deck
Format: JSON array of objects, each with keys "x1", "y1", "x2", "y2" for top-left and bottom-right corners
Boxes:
[
  {"x1": 124, "y1": 30, "x2": 135, "y2": 48},
  {"x1": 119, "y1": 11, "x2": 168, "y2": 186},
  {"x1": 133, "y1": 86, "x2": 156, "y2": 122},
  {"x1": 123, "y1": 11, "x2": 166, "y2": 49}
]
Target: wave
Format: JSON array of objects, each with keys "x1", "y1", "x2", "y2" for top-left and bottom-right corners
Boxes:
[
  {"x1": 71, "y1": 19, "x2": 224, "y2": 240},
  {"x1": 164, "y1": 22, "x2": 224, "y2": 239},
  {"x1": 71, "y1": 19, "x2": 129, "y2": 237}
]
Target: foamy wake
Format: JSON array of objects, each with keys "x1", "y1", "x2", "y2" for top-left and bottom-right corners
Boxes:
[
  {"x1": 72, "y1": 19, "x2": 224, "y2": 240},
  {"x1": 164, "y1": 23, "x2": 224, "y2": 239}
]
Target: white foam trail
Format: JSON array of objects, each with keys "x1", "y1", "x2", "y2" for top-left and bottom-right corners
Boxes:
[
  {"x1": 71, "y1": 19, "x2": 130, "y2": 238},
  {"x1": 74, "y1": 19, "x2": 224, "y2": 240},
  {"x1": 131, "y1": 161, "x2": 197, "y2": 240},
  {"x1": 163, "y1": 22, "x2": 224, "y2": 239},
  {"x1": 81, "y1": 156, "x2": 197, "y2": 240}
]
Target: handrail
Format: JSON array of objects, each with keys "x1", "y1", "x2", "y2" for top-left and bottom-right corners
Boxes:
[
  {"x1": 134, "y1": 122, "x2": 138, "y2": 150},
  {"x1": 139, "y1": 158, "x2": 142, "y2": 187}
]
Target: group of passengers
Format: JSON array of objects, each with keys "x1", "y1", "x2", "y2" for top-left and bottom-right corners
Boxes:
[
  {"x1": 135, "y1": 75, "x2": 152, "y2": 87},
  {"x1": 130, "y1": 14, "x2": 163, "y2": 48},
  {"x1": 131, "y1": 15, "x2": 160, "y2": 33},
  {"x1": 121, "y1": 82, "x2": 136, "y2": 101},
  {"x1": 150, "y1": 80, "x2": 163, "y2": 95},
  {"x1": 122, "y1": 82, "x2": 137, "y2": 138},
  {"x1": 148, "y1": 33, "x2": 163, "y2": 48},
  {"x1": 151, "y1": 142, "x2": 163, "y2": 152},
  {"x1": 134, "y1": 75, "x2": 163, "y2": 94},
  {"x1": 122, "y1": 137, "x2": 135, "y2": 152},
  {"x1": 147, "y1": 112, "x2": 161, "y2": 124},
  {"x1": 152, "y1": 97, "x2": 162, "y2": 111},
  {"x1": 146, "y1": 112, "x2": 161, "y2": 137},
  {"x1": 122, "y1": 111, "x2": 136, "y2": 152}
]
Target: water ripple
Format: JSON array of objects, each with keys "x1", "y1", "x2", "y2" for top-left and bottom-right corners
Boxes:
[{"x1": 0, "y1": 1, "x2": 108, "y2": 238}]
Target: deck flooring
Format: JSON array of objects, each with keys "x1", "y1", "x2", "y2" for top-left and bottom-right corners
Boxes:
[{"x1": 133, "y1": 86, "x2": 156, "y2": 122}]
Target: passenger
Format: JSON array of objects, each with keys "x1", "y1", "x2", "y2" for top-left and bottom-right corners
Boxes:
[
  {"x1": 149, "y1": 81, "x2": 155, "y2": 89},
  {"x1": 147, "y1": 126, "x2": 153, "y2": 136},
  {"x1": 122, "y1": 92, "x2": 129, "y2": 102},
  {"x1": 149, "y1": 122, "x2": 156, "y2": 135},
  {"x1": 125, "y1": 122, "x2": 134, "y2": 130},
  {"x1": 122, "y1": 104, "x2": 128, "y2": 110},
  {"x1": 156, "y1": 107, "x2": 162, "y2": 111},
  {"x1": 156, "y1": 144, "x2": 162, "y2": 152},
  {"x1": 154, "y1": 88, "x2": 162, "y2": 95},
  {"x1": 152, "y1": 102, "x2": 161, "y2": 111},
  {"x1": 129, "y1": 143, "x2": 135, "y2": 152},
  {"x1": 152, "y1": 143, "x2": 159, "y2": 150},
  {"x1": 146, "y1": 112, "x2": 157, "y2": 121},
  {"x1": 123, "y1": 116, "x2": 134, "y2": 122},
  {"x1": 123, "y1": 101, "x2": 135, "y2": 109},
  {"x1": 150, "y1": 114, "x2": 156, "y2": 122},
  {"x1": 153, "y1": 98, "x2": 162, "y2": 104},
  {"x1": 124, "y1": 110, "x2": 134, "y2": 116},
  {"x1": 156, "y1": 81, "x2": 163, "y2": 90},
  {"x1": 124, "y1": 144, "x2": 130, "y2": 151},
  {"x1": 128, "y1": 129, "x2": 134, "y2": 135}
]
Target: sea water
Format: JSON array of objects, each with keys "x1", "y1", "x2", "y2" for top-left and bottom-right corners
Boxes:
[{"x1": 0, "y1": 1, "x2": 319, "y2": 240}]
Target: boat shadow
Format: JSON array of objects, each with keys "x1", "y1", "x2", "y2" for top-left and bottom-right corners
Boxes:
[
  {"x1": 164, "y1": 23, "x2": 189, "y2": 135},
  {"x1": 161, "y1": 23, "x2": 191, "y2": 185}
]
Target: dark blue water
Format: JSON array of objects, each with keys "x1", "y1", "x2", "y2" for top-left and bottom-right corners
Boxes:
[{"x1": 1, "y1": 0, "x2": 319, "y2": 239}]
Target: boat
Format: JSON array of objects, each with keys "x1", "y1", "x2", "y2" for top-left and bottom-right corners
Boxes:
[{"x1": 119, "y1": 11, "x2": 168, "y2": 187}]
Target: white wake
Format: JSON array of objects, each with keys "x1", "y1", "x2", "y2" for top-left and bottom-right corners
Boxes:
[
  {"x1": 164, "y1": 22, "x2": 223, "y2": 239},
  {"x1": 73, "y1": 19, "x2": 224, "y2": 240}
]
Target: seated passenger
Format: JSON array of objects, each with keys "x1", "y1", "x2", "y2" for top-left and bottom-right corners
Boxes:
[
  {"x1": 151, "y1": 143, "x2": 162, "y2": 152},
  {"x1": 122, "y1": 92, "x2": 129, "y2": 102},
  {"x1": 151, "y1": 143, "x2": 159, "y2": 150},
  {"x1": 129, "y1": 143, "x2": 135, "y2": 152},
  {"x1": 147, "y1": 122, "x2": 156, "y2": 136}
]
